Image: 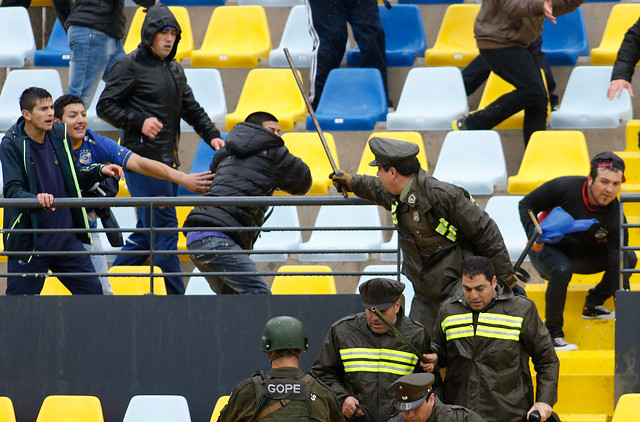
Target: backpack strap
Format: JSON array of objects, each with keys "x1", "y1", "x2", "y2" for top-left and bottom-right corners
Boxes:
[{"x1": 253, "y1": 374, "x2": 314, "y2": 422}]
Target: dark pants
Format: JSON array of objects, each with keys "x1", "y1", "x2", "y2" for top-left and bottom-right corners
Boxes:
[
  {"x1": 462, "y1": 37, "x2": 558, "y2": 109},
  {"x1": 464, "y1": 45, "x2": 548, "y2": 146},
  {"x1": 306, "y1": 0, "x2": 388, "y2": 109},
  {"x1": 6, "y1": 235, "x2": 103, "y2": 295},
  {"x1": 530, "y1": 245, "x2": 637, "y2": 338}
]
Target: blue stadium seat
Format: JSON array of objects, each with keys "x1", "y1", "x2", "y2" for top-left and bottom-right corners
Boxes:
[
  {"x1": 541, "y1": 7, "x2": 589, "y2": 66},
  {"x1": 34, "y1": 19, "x2": 71, "y2": 67},
  {"x1": 160, "y1": 0, "x2": 224, "y2": 5},
  {"x1": 308, "y1": 68, "x2": 387, "y2": 131},
  {"x1": 398, "y1": 0, "x2": 463, "y2": 4},
  {"x1": 177, "y1": 134, "x2": 228, "y2": 196},
  {"x1": 347, "y1": 5, "x2": 426, "y2": 67}
]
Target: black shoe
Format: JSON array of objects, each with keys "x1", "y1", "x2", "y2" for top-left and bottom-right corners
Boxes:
[
  {"x1": 582, "y1": 304, "x2": 615, "y2": 319},
  {"x1": 552, "y1": 337, "x2": 578, "y2": 351},
  {"x1": 451, "y1": 116, "x2": 468, "y2": 131}
]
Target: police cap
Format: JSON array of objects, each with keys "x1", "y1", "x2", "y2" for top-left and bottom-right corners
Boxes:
[
  {"x1": 368, "y1": 137, "x2": 420, "y2": 167},
  {"x1": 391, "y1": 373, "x2": 435, "y2": 412},
  {"x1": 359, "y1": 277, "x2": 404, "y2": 310}
]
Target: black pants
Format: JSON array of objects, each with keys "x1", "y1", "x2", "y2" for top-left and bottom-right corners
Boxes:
[
  {"x1": 464, "y1": 45, "x2": 548, "y2": 145},
  {"x1": 530, "y1": 245, "x2": 637, "y2": 338}
]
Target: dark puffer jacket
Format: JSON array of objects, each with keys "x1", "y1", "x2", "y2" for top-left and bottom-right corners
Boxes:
[
  {"x1": 97, "y1": 4, "x2": 220, "y2": 166},
  {"x1": 183, "y1": 122, "x2": 311, "y2": 250},
  {"x1": 611, "y1": 17, "x2": 640, "y2": 83},
  {"x1": 64, "y1": 0, "x2": 155, "y2": 40}
]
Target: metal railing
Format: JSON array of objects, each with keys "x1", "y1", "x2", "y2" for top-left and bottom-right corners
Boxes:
[{"x1": 620, "y1": 193, "x2": 640, "y2": 290}]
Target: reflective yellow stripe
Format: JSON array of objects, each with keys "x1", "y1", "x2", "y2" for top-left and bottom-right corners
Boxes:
[
  {"x1": 469, "y1": 194, "x2": 477, "y2": 205},
  {"x1": 340, "y1": 347, "x2": 418, "y2": 375},
  {"x1": 441, "y1": 313, "x2": 473, "y2": 330},
  {"x1": 435, "y1": 218, "x2": 448, "y2": 235},
  {"x1": 476, "y1": 325, "x2": 520, "y2": 341},
  {"x1": 391, "y1": 201, "x2": 398, "y2": 225},
  {"x1": 343, "y1": 361, "x2": 415, "y2": 375},
  {"x1": 478, "y1": 313, "x2": 523, "y2": 328},
  {"x1": 445, "y1": 326, "x2": 474, "y2": 341},
  {"x1": 435, "y1": 218, "x2": 457, "y2": 241}
]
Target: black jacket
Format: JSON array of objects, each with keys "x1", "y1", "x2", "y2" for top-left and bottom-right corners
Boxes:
[
  {"x1": 183, "y1": 122, "x2": 311, "y2": 250},
  {"x1": 64, "y1": 0, "x2": 155, "y2": 40},
  {"x1": 611, "y1": 17, "x2": 640, "y2": 83},
  {"x1": 96, "y1": 4, "x2": 220, "y2": 166}
]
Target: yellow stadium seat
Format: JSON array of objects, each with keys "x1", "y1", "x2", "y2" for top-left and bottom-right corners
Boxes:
[
  {"x1": 507, "y1": 131, "x2": 589, "y2": 194},
  {"x1": 357, "y1": 132, "x2": 428, "y2": 177},
  {"x1": 424, "y1": 4, "x2": 480, "y2": 66},
  {"x1": 117, "y1": 178, "x2": 130, "y2": 197},
  {"x1": 123, "y1": 7, "x2": 194, "y2": 62},
  {"x1": 225, "y1": 69, "x2": 307, "y2": 131},
  {"x1": 190, "y1": 6, "x2": 271, "y2": 68},
  {"x1": 210, "y1": 396, "x2": 230, "y2": 422},
  {"x1": 626, "y1": 120, "x2": 640, "y2": 152},
  {"x1": 614, "y1": 151, "x2": 640, "y2": 192},
  {"x1": 36, "y1": 395, "x2": 104, "y2": 422},
  {"x1": 612, "y1": 393, "x2": 640, "y2": 422},
  {"x1": 30, "y1": 0, "x2": 52, "y2": 5},
  {"x1": 176, "y1": 206, "x2": 194, "y2": 255},
  {"x1": 0, "y1": 397, "x2": 16, "y2": 422},
  {"x1": 108, "y1": 265, "x2": 167, "y2": 295},
  {"x1": 475, "y1": 70, "x2": 550, "y2": 129},
  {"x1": 280, "y1": 132, "x2": 339, "y2": 195},
  {"x1": 591, "y1": 4, "x2": 640, "y2": 65},
  {"x1": 272, "y1": 265, "x2": 336, "y2": 294},
  {"x1": 40, "y1": 277, "x2": 72, "y2": 295}
]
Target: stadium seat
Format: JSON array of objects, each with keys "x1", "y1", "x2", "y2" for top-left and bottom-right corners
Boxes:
[
  {"x1": 550, "y1": 66, "x2": 633, "y2": 129},
  {"x1": 176, "y1": 206, "x2": 194, "y2": 254},
  {"x1": 0, "y1": 397, "x2": 16, "y2": 422},
  {"x1": 356, "y1": 132, "x2": 428, "y2": 177},
  {"x1": 424, "y1": 4, "x2": 480, "y2": 66},
  {"x1": 591, "y1": 4, "x2": 640, "y2": 65},
  {"x1": 185, "y1": 268, "x2": 216, "y2": 295},
  {"x1": 178, "y1": 139, "x2": 217, "y2": 196},
  {"x1": 612, "y1": 394, "x2": 640, "y2": 422},
  {"x1": 271, "y1": 265, "x2": 337, "y2": 294},
  {"x1": 251, "y1": 206, "x2": 302, "y2": 262},
  {"x1": 0, "y1": 69, "x2": 64, "y2": 130},
  {"x1": 190, "y1": 6, "x2": 271, "y2": 68},
  {"x1": 181, "y1": 68, "x2": 227, "y2": 132},
  {"x1": 108, "y1": 266, "x2": 168, "y2": 295},
  {"x1": 399, "y1": 0, "x2": 463, "y2": 3},
  {"x1": 432, "y1": 130, "x2": 507, "y2": 195},
  {"x1": 347, "y1": 5, "x2": 426, "y2": 67},
  {"x1": 484, "y1": 196, "x2": 527, "y2": 262},
  {"x1": 507, "y1": 131, "x2": 590, "y2": 194},
  {"x1": 280, "y1": 132, "x2": 339, "y2": 195},
  {"x1": 238, "y1": 0, "x2": 302, "y2": 4},
  {"x1": 309, "y1": 68, "x2": 387, "y2": 131},
  {"x1": 123, "y1": 395, "x2": 191, "y2": 422},
  {"x1": 298, "y1": 205, "x2": 384, "y2": 261},
  {"x1": 625, "y1": 120, "x2": 640, "y2": 152},
  {"x1": 357, "y1": 265, "x2": 414, "y2": 313},
  {"x1": 476, "y1": 70, "x2": 550, "y2": 129},
  {"x1": 36, "y1": 395, "x2": 104, "y2": 422},
  {"x1": 613, "y1": 151, "x2": 640, "y2": 192},
  {"x1": 86, "y1": 80, "x2": 117, "y2": 131},
  {"x1": 40, "y1": 277, "x2": 72, "y2": 295},
  {"x1": 541, "y1": 7, "x2": 589, "y2": 66},
  {"x1": 226, "y1": 69, "x2": 306, "y2": 131},
  {"x1": 386, "y1": 67, "x2": 468, "y2": 130},
  {"x1": 269, "y1": 5, "x2": 313, "y2": 68},
  {"x1": 380, "y1": 231, "x2": 401, "y2": 262},
  {"x1": 123, "y1": 6, "x2": 194, "y2": 61},
  {"x1": 0, "y1": 7, "x2": 36, "y2": 67},
  {"x1": 34, "y1": 19, "x2": 71, "y2": 67},
  {"x1": 210, "y1": 396, "x2": 230, "y2": 422},
  {"x1": 161, "y1": 0, "x2": 224, "y2": 5}
]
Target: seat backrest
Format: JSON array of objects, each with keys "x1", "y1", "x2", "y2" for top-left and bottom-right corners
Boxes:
[
  {"x1": 559, "y1": 66, "x2": 631, "y2": 115},
  {"x1": 86, "y1": 80, "x2": 117, "y2": 131},
  {"x1": 182, "y1": 68, "x2": 227, "y2": 128},
  {"x1": 611, "y1": 393, "x2": 640, "y2": 422},
  {"x1": 40, "y1": 277, "x2": 73, "y2": 295},
  {"x1": 199, "y1": 6, "x2": 271, "y2": 54},
  {"x1": 308, "y1": 205, "x2": 383, "y2": 245},
  {"x1": 123, "y1": 395, "x2": 191, "y2": 422},
  {"x1": 281, "y1": 132, "x2": 339, "y2": 195},
  {"x1": 36, "y1": 395, "x2": 104, "y2": 422},
  {"x1": 272, "y1": 265, "x2": 336, "y2": 294},
  {"x1": 541, "y1": 7, "x2": 588, "y2": 65},
  {"x1": 357, "y1": 131, "x2": 428, "y2": 176},
  {"x1": 593, "y1": 5, "x2": 640, "y2": 53},
  {"x1": 0, "y1": 6, "x2": 36, "y2": 67},
  {"x1": 0, "y1": 397, "x2": 16, "y2": 422},
  {"x1": 379, "y1": 5, "x2": 426, "y2": 53},
  {"x1": 108, "y1": 266, "x2": 168, "y2": 295},
  {"x1": 425, "y1": 4, "x2": 479, "y2": 64},
  {"x1": 210, "y1": 396, "x2": 230, "y2": 422},
  {"x1": 269, "y1": 5, "x2": 313, "y2": 67},
  {"x1": 484, "y1": 196, "x2": 526, "y2": 262},
  {"x1": 316, "y1": 68, "x2": 387, "y2": 118},
  {"x1": 185, "y1": 269, "x2": 216, "y2": 295}
]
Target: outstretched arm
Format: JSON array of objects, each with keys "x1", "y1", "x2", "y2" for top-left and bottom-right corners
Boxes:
[{"x1": 125, "y1": 154, "x2": 214, "y2": 194}]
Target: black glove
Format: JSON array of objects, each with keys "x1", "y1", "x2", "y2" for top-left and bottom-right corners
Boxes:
[{"x1": 328, "y1": 170, "x2": 352, "y2": 193}]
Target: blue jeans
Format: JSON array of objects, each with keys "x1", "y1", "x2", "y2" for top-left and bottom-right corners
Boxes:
[
  {"x1": 67, "y1": 25, "x2": 126, "y2": 106},
  {"x1": 188, "y1": 236, "x2": 271, "y2": 295},
  {"x1": 113, "y1": 169, "x2": 185, "y2": 294}
]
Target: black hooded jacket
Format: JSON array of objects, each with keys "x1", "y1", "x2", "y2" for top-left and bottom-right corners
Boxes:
[
  {"x1": 183, "y1": 122, "x2": 312, "y2": 250},
  {"x1": 64, "y1": 0, "x2": 155, "y2": 40},
  {"x1": 96, "y1": 4, "x2": 220, "y2": 166}
]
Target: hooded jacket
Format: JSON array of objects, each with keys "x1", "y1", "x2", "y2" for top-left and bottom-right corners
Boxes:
[
  {"x1": 0, "y1": 120, "x2": 107, "y2": 258},
  {"x1": 611, "y1": 17, "x2": 640, "y2": 83},
  {"x1": 430, "y1": 283, "x2": 559, "y2": 422},
  {"x1": 96, "y1": 4, "x2": 220, "y2": 166},
  {"x1": 64, "y1": 0, "x2": 155, "y2": 40},
  {"x1": 183, "y1": 122, "x2": 311, "y2": 250}
]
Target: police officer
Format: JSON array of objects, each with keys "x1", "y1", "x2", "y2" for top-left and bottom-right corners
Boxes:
[
  {"x1": 387, "y1": 373, "x2": 485, "y2": 422},
  {"x1": 330, "y1": 137, "x2": 516, "y2": 336},
  {"x1": 218, "y1": 316, "x2": 343, "y2": 422}
]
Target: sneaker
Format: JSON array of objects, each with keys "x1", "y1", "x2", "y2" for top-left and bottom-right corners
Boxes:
[
  {"x1": 552, "y1": 337, "x2": 578, "y2": 351},
  {"x1": 451, "y1": 116, "x2": 468, "y2": 131},
  {"x1": 582, "y1": 304, "x2": 615, "y2": 319}
]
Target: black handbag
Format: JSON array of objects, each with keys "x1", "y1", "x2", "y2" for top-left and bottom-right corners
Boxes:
[{"x1": 85, "y1": 176, "x2": 124, "y2": 247}]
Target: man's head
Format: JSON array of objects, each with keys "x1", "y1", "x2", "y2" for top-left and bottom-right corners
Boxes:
[
  {"x1": 141, "y1": 4, "x2": 181, "y2": 60},
  {"x1": 391, "y1": 373, "x2": 436, "y2": 422},
  {"x1": 53, "y1": 95, "x2": 87, "y2": 144},
  {"x1": 587, "y1": 152, "x2": 625, "y2": 208},
  {"x1": 20, "y1": 87, "x2": 54, "y2": 132},
  {"x1": 245, "y1": 111, "x2": 281, "y2": 136},
  {"x1": 368, "y1": 137, "x2": 420, "y2": 195},
  {"x1": 460, "y1": 256, "x2": 497, "y2": 311},
  {"x1": 360, "y1": 277, "x2": 404, "y2": 334},
  {"x1": 260, "y1": 316, "x2": 309, "y2": 363}
]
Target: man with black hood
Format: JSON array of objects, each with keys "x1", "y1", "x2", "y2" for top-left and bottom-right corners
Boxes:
[
  {"x1": 97, "y1": 4, "x2": 223, "y2": 294},
  {"x1": 184, "y1": 112, "x2": 311, "y2": 295}
]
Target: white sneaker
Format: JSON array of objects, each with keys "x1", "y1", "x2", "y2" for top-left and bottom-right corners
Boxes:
[{"x1": 552, "y1": 337, "x2": 578, "y2": 351}]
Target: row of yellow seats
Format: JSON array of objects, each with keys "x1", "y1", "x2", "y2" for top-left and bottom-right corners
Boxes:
[{"x1": 41, "y1": 266, "x2": 167, "y2": 295}]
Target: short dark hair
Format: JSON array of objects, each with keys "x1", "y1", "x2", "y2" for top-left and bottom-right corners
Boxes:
[
  {"x1": 382, "y1": 158, "x2": 420, "y2": 176},
  {"x1": 460, "y1": 256, "x2": 495, "y2": 282},
  {"x1": 245, "y1": 111, "x2": 278, "y2": 126},
  {"x1": 53, "y1": 94, "x2": 85, "y2": 119},
  {"x1": 20, "y1": 87, "x2": 52, "y2": 112}
]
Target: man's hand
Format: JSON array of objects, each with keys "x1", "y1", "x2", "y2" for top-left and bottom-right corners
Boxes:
[
  {"x1": 142, "y1": 117, "x2": 163, "y2": 138},
  {"x1": 341, "y1": 396, "x2": 363, "y2": 419},
  {"x1": 179, "y1": 171, "x2": 215, "y2": 194},
  {"x1": 209, "y1": 137, "x2": 225, "y2": 151},
  {"x1": 329, "y1": 170, "x2": 353, "y2": 192},
  {"x1": 420, "y1": 353, "x2": 436, "y2": 372},
  {"x1": 101, "y1": 164, "x2": 122, "y2": 177},
  {"x1": 608, "y1": 79, "x2": 634, "y2": 100},
  {"x1": 37, "y1": 193, "x2": 55, "y2": 210},
  {"x1": 527, "y1": 402, "x2": 553, "y2": 421},
  {"x1": 543, "y1": 0, "x2": 556, "y2": 24}
]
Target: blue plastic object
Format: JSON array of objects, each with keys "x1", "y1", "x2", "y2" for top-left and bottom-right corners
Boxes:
[
  {"x1": 308, "y1": 68, "x2": 387, "y2": 131},
  {"x1": 34, "y1": 20, "x2": 71, "y2": 67},
  {"x1": 541, "y1": 8, "x2": 589, "y2": 66},
  {"x1": 538, "y1": 206, "x2": 598, "y2": 243},
  {"x1": 398, "y1": 0, "x2": 463, "y2": 4},
  {"x1": 177, "y1": 133, "x2": 227, "y2": 196},
  {"x1": 347, "y1": 5, "x2": 426, "y2": 67}
]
